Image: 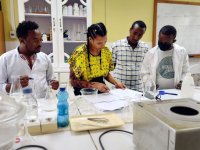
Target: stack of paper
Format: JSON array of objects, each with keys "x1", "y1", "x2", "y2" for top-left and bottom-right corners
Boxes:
[{"x1": 82, "y1": 89, "x2": 143, "y2": 111}]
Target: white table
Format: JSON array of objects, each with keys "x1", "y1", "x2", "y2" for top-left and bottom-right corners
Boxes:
[
  {"x1": 88, "y1": 123, "x2": 134, "y2": 150},
  {"x1": 75, "y1": 88, "x2": 200, "y2": 150},
  {"x1": 17, "y1": 88, "x2": 200, "y2": 150},
  {"x1": 34, "y1": 130, "x2": 96, "y2": 150}
]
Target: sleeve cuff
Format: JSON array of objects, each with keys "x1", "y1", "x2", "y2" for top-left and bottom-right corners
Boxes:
[{"x1": 0, "y1": 84, "x2": 8, "y2": 94}]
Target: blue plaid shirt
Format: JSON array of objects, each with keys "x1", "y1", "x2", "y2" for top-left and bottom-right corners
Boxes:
[{"x1": 112, "y1": 38, "x2": 149, "y2": 91}]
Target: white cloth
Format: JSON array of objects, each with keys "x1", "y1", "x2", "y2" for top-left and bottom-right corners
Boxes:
[
  {"x1": 0, "y1": 48, "x2": 54, "y2": 98},
  {"x1": 141, "y1": 44, "x2": 190, "y2": 88},
  {"x1": 156, "y1": 49, "x2": 174, "y2": 89}
]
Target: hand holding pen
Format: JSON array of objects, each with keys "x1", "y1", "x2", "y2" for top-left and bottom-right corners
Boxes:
[
  {"x1": 19, "y1": 75, "x2": 33, "y2": 88},
  {"x1": 48, "y1": 78, "x2": 59, "y2": 90}
]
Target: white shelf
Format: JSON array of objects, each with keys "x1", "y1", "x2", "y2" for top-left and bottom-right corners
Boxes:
[
  {"x1": 63, "y1": 15, "x2": 86, "y2": 19},
  {"x1": 25, "y1": 13, "x2": 86, "y2": 20},
  {"x1": 18, "y1": 0, "x2": 92, "y2": 68},
  {"x1": 25, "y1": 13, "x2": 51, "y2": 17},
  {"x1": 43, "y1": 41, "x2": 86, "y2": 44},
  {"x1": 64, "y1": 40, "x2": 86, "y2": 43},
  {"x1": 42, "y1": 41, "x2": 52, "y2": 43}
]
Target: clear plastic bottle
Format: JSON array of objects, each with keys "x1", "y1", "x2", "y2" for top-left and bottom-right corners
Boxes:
[
  {"x1": 181, "y1": 73, "x2": 195, "y2": 98},
  {"x1": 21, "y1": 87, "x2": 38, "y2": 121},
  {"x1": 142, "y1": 76, "x2": 156, "y2": 99},
  {"x1": 57, "y1": 87, "x2": 69, "y2": 128}
]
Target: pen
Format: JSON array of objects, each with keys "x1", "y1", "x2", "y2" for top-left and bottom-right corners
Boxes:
[
  {"x1": 19, "y1": 77, "x2": 34, "y2": 80},
  {"x1": 159, "y1": 91, "x2": 178, "y2": 96},
  {"x1": 164, "y1": 92, "x2": 178, "y2": 95}
]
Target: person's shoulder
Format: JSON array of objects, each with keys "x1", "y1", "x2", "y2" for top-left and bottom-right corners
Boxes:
[
  {"x1": 68, "y1": 44, "x2": 86, "y2": 64},
  {"x1": 37, "y1": 51, "x2": 49, "y2": 58},
  {"x1": 36, "y1": 52, "x2": 52, "y2": 63},
  {"x1": 173, "y1": 43, "x2": 187, "y2": 52},
  {"x1": 138, "y1": 41, "x2": 149, "y2": 49},
  {"x1": 102, "y1": 46, "x2": 112, "y2": 54},
  {"x1": 37, "y1": 51, "x2": 48, "y2": 56},
  {"x1": 112, "y1": 38, "x2": 127, "y2": 47},
  {"x1": 145, "y1": 45, "x2": 158, "y2": 55},
  {"x1": 71, "y1": 44, "x2": 87, "y2": 57},
  {"x1": 0, "y1": 49, "x2": 18, "y2": 59},
  {"x1": 75, "y1": 44, "x2": 87, "y2": 53}
]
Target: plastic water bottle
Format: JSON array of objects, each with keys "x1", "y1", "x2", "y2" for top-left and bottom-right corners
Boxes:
[
  {"x1": 181, "y1": 73, "x2": 195, "y2": 98},
  {"x1": 142, "y1": 76, "x2": 156, "y2": 99},
  {"x1": 22, "y1": 87, "x2": 38, "y2": 121},
  {"x1": 57, "y1": 87, "x2": 69, "y2": 127}
]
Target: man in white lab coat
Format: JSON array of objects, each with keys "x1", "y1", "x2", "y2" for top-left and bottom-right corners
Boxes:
[
  {"x1": 0, "y1": 21, "x2": 59, "y2": 98},
  {"x1": 141, "y1": 25, "x2": 189, "y2": 89}
]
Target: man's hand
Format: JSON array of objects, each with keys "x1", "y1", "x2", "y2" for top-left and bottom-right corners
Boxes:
[
  {"x1": 19, "y1": 75, "x2": 29, "y2": 87},
  {"x1": 6, "y1": 75, "x2": 29, "y2": 93},
  {"x1": 175, "y1": 81, "x2": 182, "y2": 90},
  {"x1": 50, "y1": 80, "x2": 59, "y2": 90}
]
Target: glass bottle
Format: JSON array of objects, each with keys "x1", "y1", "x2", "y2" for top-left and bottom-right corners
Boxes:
[
  {"x1": 21, "y1": 87, "x2": 38, "y2": 122},
  {"x1": 9, "y1": 75, "x2": 23, "y2": 102},
  {"x1": 16, "y1": 87, "x2": 38, "y2": 147}
]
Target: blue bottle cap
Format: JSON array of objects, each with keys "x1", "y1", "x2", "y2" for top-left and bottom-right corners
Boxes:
[
  {"x1": 22, "y1": 87, "x2": 32, "y2": 94},
  {"x1": 60, "y1": 87, "x2": 65, "y2": 91}
]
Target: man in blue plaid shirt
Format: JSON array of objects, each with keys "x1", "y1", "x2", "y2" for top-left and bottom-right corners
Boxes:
[{"x1": 111, "y1": 20, "x2": 149, "y2": 92}]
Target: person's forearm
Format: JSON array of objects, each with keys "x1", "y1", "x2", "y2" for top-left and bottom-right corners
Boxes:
[
  {"x1": 105, "y1": 73, "x2": 118, "y2": 86},
  {"x1": 71, "y1": 79, "x2": 92, "y2": 88},
  {"x1": 70, "y1": 67, "x2": 92, "y2": 88}
]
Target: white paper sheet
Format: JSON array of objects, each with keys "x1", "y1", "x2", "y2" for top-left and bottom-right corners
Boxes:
[
  {"x1": 94, "y1": 100, "x2": 128, "y2": 111},
  {"x1": 83, "y1": 89, "x2": 143, "y2": 111}
]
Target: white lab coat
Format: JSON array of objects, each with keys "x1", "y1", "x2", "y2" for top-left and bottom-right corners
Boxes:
[
  {"x1": 141, "y1": 43, "x2": 190, "y2": 87},
  {"x1": 0, "y1": 48, "x2": 54, "y2": 98}
]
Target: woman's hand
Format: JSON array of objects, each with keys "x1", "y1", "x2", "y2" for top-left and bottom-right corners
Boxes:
[
  {"x1": 115, "y1": 81, "x2": 126, "y2": 89},
  {"x1": 91, "y1": 82, "x2": 110, "y2": 93}
]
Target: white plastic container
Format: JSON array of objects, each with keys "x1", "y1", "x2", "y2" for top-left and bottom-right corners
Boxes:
[
  {"x1": 73, "y1": 3, "x2": 79, "y2": 16},
  {"x1": 62, "y1": 5, "x2": 68, "y2": 16},
  {"x1": 42, "y1": 33, "x2": 47, "y2": 42},
  {"x1": 0, "y1": 93, "x2": 26, "y2": 150},
  {"x1": 181, "y1": 73, "x2": 195, "y2": 98},
  {"x1": 67, "y1": 5, "x2": 73, "y2": 16},
  {"x1": 79, "y1": 5, "x2": 83, "y2": 16}
]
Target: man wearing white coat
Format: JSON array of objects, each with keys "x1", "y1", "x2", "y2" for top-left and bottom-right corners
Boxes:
[
  {"x1": 0, "y1": 21, "x2": 59, "y2": 98},
  {"x1": 141, "y1": 25, "x2": 189, "y2": 89}
]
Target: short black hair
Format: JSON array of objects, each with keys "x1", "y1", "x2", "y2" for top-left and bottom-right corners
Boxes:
[
  {"x1": 87, "y1": 22, "x2": 107, "y2": 39},
  {"x1": 159, "y1": 25, "x2": 177, "y2": 37},
  {"x1": 131, "y1": 20, "x2": 147, "y2": 31},
  {"x1": 16, "y1": 21, "x2": 39, "y2": 39}
]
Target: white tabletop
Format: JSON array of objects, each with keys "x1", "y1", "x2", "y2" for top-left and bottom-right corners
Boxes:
[
  {"x1": 15, "y1": 88, "x2": 200, "y2": 150},
  {"x1": 88, "y1": 123, "x2": 134, "y2": 150},
  {"x1": 34, "y1": 130, "x2": 96, "y2": 150}
]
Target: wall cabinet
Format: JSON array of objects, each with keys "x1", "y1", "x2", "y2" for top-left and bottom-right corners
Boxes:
[{"x1": 18, "y1": 0, "x2": 92, "y2": 72}]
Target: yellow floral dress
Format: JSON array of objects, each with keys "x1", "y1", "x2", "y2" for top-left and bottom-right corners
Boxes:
[{"x1": 68, "y1": 44, "x2": 114, "y2": 81}]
